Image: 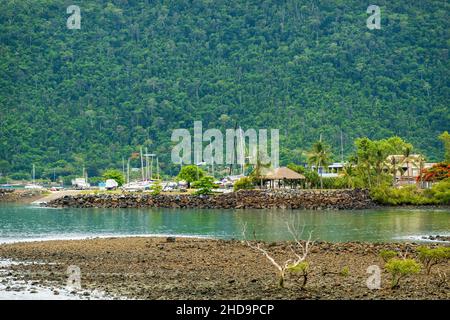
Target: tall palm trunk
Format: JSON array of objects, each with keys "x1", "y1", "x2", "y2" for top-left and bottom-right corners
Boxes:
[
  {"x1": 318, "y1": 160, "x2": 323, "y2": 189},
  {"x1": 392, "y1": 158, "x2": 397, "y2": 186}
]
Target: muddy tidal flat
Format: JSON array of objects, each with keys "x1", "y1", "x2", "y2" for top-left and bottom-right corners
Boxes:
[{"x1": 0, "y1": 237, "x2": 448, "y2": 300}]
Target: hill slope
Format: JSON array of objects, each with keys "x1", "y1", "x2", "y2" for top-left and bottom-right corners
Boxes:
[{"x1": 0, "y1": 0, "x2": 448, "y2": 178}]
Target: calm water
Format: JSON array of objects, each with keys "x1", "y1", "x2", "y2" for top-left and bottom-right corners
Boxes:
[{"x1": 0, "y1": 204, "x2": 448, "y2": 243}]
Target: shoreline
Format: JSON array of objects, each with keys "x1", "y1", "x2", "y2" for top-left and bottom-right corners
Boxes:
[
  {"x1": 1, "y1": 231, "x2": 449, "y2": 246},
  {"x1": 0, "y1": 233, "x2": 215, "y2": 245},
  {"x1": 2, "y1": 189, "x2": 449, "y2": 211},
  {"x1": 0, "y1": 237, "x2": 448, "y2": 300}
]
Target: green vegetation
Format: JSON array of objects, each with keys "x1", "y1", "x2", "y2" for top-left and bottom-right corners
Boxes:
[
  {"x1": 0, "y1": 1, "x2": 448, "y2": 180},
  {"x1": 176, "y1": 165, "x2": 205, "y2": 188},
  {"x1": 439, "y1": 132, "x2": 450, "y2": 163},
  {"x1": 233, "y1": 177, "x2": 254, "y2": 191},
  {"x1": 287, "y1": 163, "x2": 320, "y2": 188},
  {"x1": 307, "y1": 140, "x2": 332, "y2": 189},
  {"x1": 102, "y1": 169, "x2": 124, "y2": 186},
  {"x1": 340, "y1": 266, "x2": 350, "y2": 277},
  {"x1": 426, "y1": 178, "x2": 450, "y2": 204},
  {"x1": 371, "y1": 179, "x2": 450, "y2": 205},
  {"x1": 150, "y1": 180, "x2": 163, "y2": 196},
  {"x1": 370, "y1": 185, "x2": 434, "y2": 205},
  {"x1": 353, "y1": 136, "x2": 412, "y2": 188},
  {"x1": 379, "y1": 250, "x2": 398, "y2": 262},
  {"x1": 417, "y1": 246, "x2": 450, "y2": 275},
  {"x1": 192, "y1": 176, "x2": 215, "y2": 195},
  {"x1": 385, "y1": 258, "x2": 421, "y2": 289},
  {"x1": 287, "y1": 261, "x2": 309, "y2": 289}
]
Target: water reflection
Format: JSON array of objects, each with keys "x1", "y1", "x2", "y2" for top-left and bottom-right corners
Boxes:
[{"x1": 0, "y1": 205, "x2": 448, "y2": 243}]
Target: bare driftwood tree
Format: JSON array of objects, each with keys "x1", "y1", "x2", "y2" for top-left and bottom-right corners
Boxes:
[{"x1": 242, "y1": 221, "x2": 314, "y2": 288}]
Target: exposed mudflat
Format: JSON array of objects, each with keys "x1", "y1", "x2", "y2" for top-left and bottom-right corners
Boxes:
[{"x1": 0, "y1": 237, "x2": 448, "y2": 300}]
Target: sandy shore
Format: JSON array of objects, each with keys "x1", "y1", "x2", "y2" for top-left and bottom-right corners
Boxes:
[{"x1": 0, "y1": 237, "x2": 448, "y2": 300}]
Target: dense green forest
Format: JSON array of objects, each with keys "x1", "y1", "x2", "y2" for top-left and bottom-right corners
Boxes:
[{"x1": 0, "y1": 0, "x2": 448, "y2": 180}]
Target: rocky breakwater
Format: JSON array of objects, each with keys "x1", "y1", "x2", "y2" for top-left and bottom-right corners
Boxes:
[{"x1": 45, "y1": 189, "x2": 375, "y2": 210}]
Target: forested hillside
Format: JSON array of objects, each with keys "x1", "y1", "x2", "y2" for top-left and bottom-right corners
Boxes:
[{"x1": 0, "y1": 0, "x2": 448, "y2": 179}]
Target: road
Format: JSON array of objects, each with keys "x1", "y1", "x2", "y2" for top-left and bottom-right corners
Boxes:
[{"x1": 31, "y1": 190, "x2": 82, "y2": 205}]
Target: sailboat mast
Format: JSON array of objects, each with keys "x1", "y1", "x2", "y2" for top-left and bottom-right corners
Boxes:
[
  {"x1": 140, "y1": 147, "x2": 144, "y2": 182},
  {"x1": 122, "y1": 157, "x2": 125, "y2": 180},
  {"x1": 145, "y1": 147, "x2": 149, "y2": 180},
  {"x1": 150, "y1": 156, "x2": 153, "y2": 180},
  {"x1": 156, "y1": 157, "x2": 159, "y2": 180},
  {"x1": 127, "y1": 158, "x2": 130, "y2": 184}
]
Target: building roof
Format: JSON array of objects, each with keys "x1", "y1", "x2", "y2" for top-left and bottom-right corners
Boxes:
[
  {"x1": 261, "y1": 167, "x2": 305, "y2": 180},
  {"x1": 328, "y1": 162, "x2": 345, "y2": 168}
]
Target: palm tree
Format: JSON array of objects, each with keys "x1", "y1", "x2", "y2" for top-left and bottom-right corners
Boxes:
[
  {"x1": 249, "y1": 151, "x2": 271, "y2": 188},
  {"x1": 341, "y1": 163, "x2": 355, "y2": 188},
  {"x1": 388, "y1": 155, "x2": 399, "y2": 186},
  {"x1": 401, "y1": 146, "x2": 415, "y2": 178},
  {"x1": 416, "y1": 155, "x2": 426, "y2": 188},
  {"x1": 307, "y1": 140, "x2": 332, "y2": 189}
]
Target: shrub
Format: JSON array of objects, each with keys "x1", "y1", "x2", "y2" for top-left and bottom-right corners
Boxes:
[
  {"x1": 102, "y1": 169, "x2": 125, "y2": 186},
  {"x1": 150, "y1": 181, "x2": 163, "y2": 195},
  {"x1": 379, "y1": 249, "x2": 398, "y2": 262},
  {"x1": 425, "y1": 178, "x2": 450, "y2": 205},
  {"x1": 177, "y1": 165, "x2": 205, "y2": 188},
  {"x1": 340, "y1": 266, "x2": 350, "y2": 277},
  {"x1": 385, "y1": 258, "x2": 421, "y2": 288},
  {"x1": 417, "y1": 246, "x2": 450, "y2": 274},
  {"x1": 370, "y1": 185, "x2": 436, "y2": 205},
  {"x1": 9, "y1": 172, "x2": 31, "y2": 181},
  {"x1": 193, "y1": 176, "x2": 215, "y2": 195},
  {"x1": 287, "y1": 261, "x2": 309, "y2": 289},
  {"x1": 233, "y1": 177, "x2": 254, "y2": 191}
]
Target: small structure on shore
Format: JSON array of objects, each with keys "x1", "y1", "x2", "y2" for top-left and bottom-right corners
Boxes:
[
  {"x1": 386, "y1": 154, "x2": 436, "y2": 187},
  {"x1": 261, "y1": 167, "x2": 305, "y2": 189}
]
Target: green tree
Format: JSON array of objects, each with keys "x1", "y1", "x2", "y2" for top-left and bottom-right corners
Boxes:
[
  {"x1": 385, "y1": 258, "x2": 421, "y2": 289},
  {"x1": 417, "y1": 246, "x2": 450, "y2": 274},
  {"x1": 193, "y1": 176, "x2": 215, "y2": 195},
  {"x1": 177, "y1": 165, "x2": 205, "y2": 188},
  {"x1": 287, "y1": 163, "x2": 319, "y2": 189},
  {"x1": 234, "y1": 177, "x2": 254, "y2": 191},
  {"x1": 354, "y1": 137, "x2": 413, "y2": 188},
  {"x1": 439, "y1": 131, "x2": 450, "y2": 162},
  {"x1": 249, "y1": 151, "x2": 271, "y2": 188},
  {"x1": 307, "y1": 140, "x2": 332, "y2": 189},
  {"x1": 102, "y1": 169, "x2": 125, "y2": 186},
  {"x1": 150, "y1": 180, "x2": 163, "y2": 195},
  {"x1": 0, "y1": 1, "x2": 447, "y2": 177},
  {"x1": 0, "y1": 160, "x2": 10, "y2": 176}
]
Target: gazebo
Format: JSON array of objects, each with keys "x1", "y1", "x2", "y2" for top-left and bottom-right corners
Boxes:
[{"x1": 261, "y1": 167, "x2": 306, "y2": 189}]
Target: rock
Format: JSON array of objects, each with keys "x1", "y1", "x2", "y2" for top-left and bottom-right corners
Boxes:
[
  {"x1": 44, "y1": 189, "x2": 376, "y2": 210},
  {"x1": 166, "y1": 237, "x2": 176, "y2": 243}
]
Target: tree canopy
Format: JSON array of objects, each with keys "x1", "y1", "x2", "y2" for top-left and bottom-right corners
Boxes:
[{"x1": 0, "y1": 1, "x2": 448, "y2": 179}]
